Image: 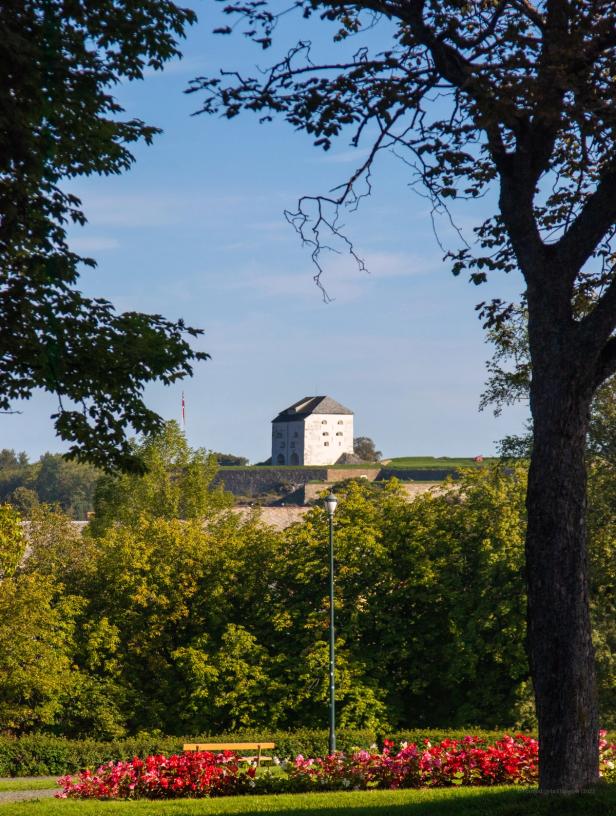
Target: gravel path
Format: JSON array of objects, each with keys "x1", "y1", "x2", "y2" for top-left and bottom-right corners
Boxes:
[
  {"x1": 0, "y1": 789, "x2": 57, "y2": 804},
  {"x1": 0, "y1": 779, "x2": 58, "y2": 805}
]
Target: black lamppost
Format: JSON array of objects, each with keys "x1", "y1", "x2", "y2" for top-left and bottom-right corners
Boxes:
[{"x1": 323, "y1": 491, "x2": 338, "y2": 755}]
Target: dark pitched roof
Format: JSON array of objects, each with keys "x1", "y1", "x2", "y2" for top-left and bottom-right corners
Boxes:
[{"x1": 272, "y1": 396, "x2": 353, "y2": 423}]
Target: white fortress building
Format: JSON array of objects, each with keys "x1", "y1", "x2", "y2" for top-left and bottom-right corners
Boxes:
[{"x1": 271, "y1": 396, "x2": 354, "y2": 466}]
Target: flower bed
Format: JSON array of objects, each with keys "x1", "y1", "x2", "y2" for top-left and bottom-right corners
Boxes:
[
  {"x1": 288, "y1": 736, "x2": 539, "y2": 790},
  {"x1": 57, "y1": 732, "x2": 616, "y2": 799},
  {"x1": 57, "y1": 751, "x2": 256, "y2": 799}
]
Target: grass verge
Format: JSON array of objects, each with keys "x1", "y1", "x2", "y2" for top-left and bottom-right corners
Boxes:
[
  {"x1": 0, "y1": 782, "x2": 57, "y2": 793},
  {"x1": 384, "y1": 458, "x2": 497, "y2": 469},
  {"x1": 0, "y1": 785, "x2": 614, "y2": 816}
]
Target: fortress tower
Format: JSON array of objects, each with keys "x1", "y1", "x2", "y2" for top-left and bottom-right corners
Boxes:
[{"x1": 271, "y1": 396, "x2": 354, "y2": 466}]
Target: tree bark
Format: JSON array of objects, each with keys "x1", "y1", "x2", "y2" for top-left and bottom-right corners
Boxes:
[{"x1": 526, "y1": 367, "x2": 599, "y2": 791}]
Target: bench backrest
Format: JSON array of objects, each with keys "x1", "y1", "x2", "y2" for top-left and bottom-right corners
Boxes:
[{"x1": 183, "y1": 742, "x2": 275, "y2": 751}]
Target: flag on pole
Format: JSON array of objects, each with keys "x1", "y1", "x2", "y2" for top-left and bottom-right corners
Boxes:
[{"x1": 181, "y1": 391, "x2": 186, "y2": 429}]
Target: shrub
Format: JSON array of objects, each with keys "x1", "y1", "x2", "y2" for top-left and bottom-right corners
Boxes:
[
  {"x1": 2, "y1": 729, "x2": 614, "y2": 779},
  {"x1": 0, "y1": 735, "x2": 184, "y2": 776},
  {"x1": 0, "y1": 730, "x2": 376, "y2": 776}
]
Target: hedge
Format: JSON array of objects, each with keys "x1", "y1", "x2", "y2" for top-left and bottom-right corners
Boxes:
[{"x1": 0, "y1": 729, "x2": 530, "y2": 776}]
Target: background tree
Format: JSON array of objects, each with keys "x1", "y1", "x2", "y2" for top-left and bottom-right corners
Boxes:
[
  {"x1": 277, "y1": 474, "x2": 532, "y2": 730},
  {"x1": 0, "y1": 450, "x2": 27, "y2": 469},
  {"x1": 0, "y1": 1, "x2": 205, "y2": 472},
  {"x1": 0, "y1": 452, "x2": 99, "y2": 518},
  {"x1": 589, "y1": 382, "x2": 616, "y2": 467},
  {"x1": 69, "y1": 512, "x2": 282, "y2": 734},
  {"x1": 192, "y1": 1, "x2": 616, "y2": 789},
  {"x1": 0, "y1": 452, "x2": 32, "y2": 507},
  {"x1": 0, "y1": 506, "x2": 75, "y2": 733},
  {"x1": 481, "y1": 304, "x2": 616, "y2": 465},
  {"x1": 212, "y1": 452, "x2": 250, "y2": 467},
  {"x1": 1, "y1": 465, "x2": 613, "y2": 738},
  {"x1": 7, "y1": 486, "x2": 39, "y2": 515},
  {"x1": 90, "y1": 421, "x2": 233, "y2": 534},
  {"x1": 587, "y1": 459, "x2": 616, "y2": 728},
  {"x1": 21, "y1": 505, "x2": 127, "y2": 738},
  {"x1": 353, "y1": 437, "x2": 382, "y2": 462},
  {"x1": 34, "y1": 454, "x2": 99, "y2": 519}
]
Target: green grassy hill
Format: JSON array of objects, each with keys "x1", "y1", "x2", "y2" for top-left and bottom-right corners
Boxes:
[{"x1": 385, "y1": 456, "x2": 497, "y2": 469}]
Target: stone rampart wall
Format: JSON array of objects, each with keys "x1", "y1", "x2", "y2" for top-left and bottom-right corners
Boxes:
[
  {"x1": 378, "y1": 468, "x2": 458, "y2": 482},
  {"x1": 325, "y1": 468, "x2": 381, "y2": 481},
  {"x1": 214, "y1": 467, "x2": 328, "y2": 497},
  {"x1": 215, "y1": 466, "x2": 458, "y2": 498}
]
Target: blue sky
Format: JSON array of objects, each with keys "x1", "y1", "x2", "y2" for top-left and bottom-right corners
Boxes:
[{"x1": 4, "y1": 3, "x2": 529, "y2": 463}]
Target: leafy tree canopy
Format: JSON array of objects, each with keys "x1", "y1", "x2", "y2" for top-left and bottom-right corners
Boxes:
[
  {"x1": 0, "y1": 450, "x2": 28, "y2": 469},
  {"x1": 0, "y1": 462, "x2": 614, "y2": 738},
  {"x1": 0, "y1": 505, "x2": 75, "y2": 733},
  {"x1": 353, "y1": 437, "x2": 382, "y2": 462},
  {"x1": 0, "y1": 451, "x2": 99, "y2": 519},
  {"x1": 212, "y1": 452, "x2": 250, "y2": 467},
  {"x1": 91, "y1": 421, "x2": 233, "y2": 534},
  {"x1": 0, "y1": 1, "x2": 205, "y2": 472}
]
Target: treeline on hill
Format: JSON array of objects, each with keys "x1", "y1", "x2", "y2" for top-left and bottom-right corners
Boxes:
[
  {"x1": 0, "y1": 422, "x2": 614, "y2": 740},
  {"x1": 0, "y1": 451, "x2": 99, "y2": 519},
  {"x1": 0, "y1": 447, "x2": 247, "y2": 519}
]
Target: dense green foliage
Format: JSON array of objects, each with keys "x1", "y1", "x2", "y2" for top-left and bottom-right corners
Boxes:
[
  {"x1": 0, "y1": 1, "x2": 205, "y2": 472},
  {"x1": 213, "y1": 453, "x2": 250, "y2": 467},
  {"x1": 0, "y1": 729, "x2": 517, "y2": 777},
  {"x1": 352, "y1": 438, "x2": 381, "y2": 462},
  {"x1": 0, "y1": 425, "x2": 613, "y2": 741},
  {"x1": 90, "y1": 422, "x2": 232, "y2": 534},
  {"x1": 0, "y1": 451, "x2": 99, "y2": 519}
]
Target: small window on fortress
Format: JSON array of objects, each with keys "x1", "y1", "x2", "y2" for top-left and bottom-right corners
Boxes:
[
  {"x1": 324, "y1": 441, "x2": 329, "y2": 446},
  {"x1": 337, "y1": 420, "x2": 343, "y2": 424},
  {"x1": 293, "y1": 431, "x2": 298, "y2": 437},
  {"x1": 323, "y1": 431, "x2": 329, "y2": 436},
  {"x1": 336, "y1": 432, "x2": 343, "y2": 436},
  {"x1": 321, "y1": 420, "x2": 327, "y2": 424}
]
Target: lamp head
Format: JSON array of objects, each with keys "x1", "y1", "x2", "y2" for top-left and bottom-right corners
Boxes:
[{"x1": 324, "y1": 492, "x2": 338, "y2": 517}]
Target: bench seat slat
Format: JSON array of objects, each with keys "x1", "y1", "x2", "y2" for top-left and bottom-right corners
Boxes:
[{"x1": 183, "y1": 742, "x2": 275, "y2": 751}]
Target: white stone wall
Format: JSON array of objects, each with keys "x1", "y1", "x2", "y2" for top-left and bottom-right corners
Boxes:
[
  {"x1": 303, "y1": 413, "x2": 354, "y2": 465},
  {"x1": 272, "y1": 420, "x2": 304, "y2": 465}
]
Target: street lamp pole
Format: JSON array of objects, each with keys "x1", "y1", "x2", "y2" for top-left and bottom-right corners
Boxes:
[{"x1": 324, "y1": 492, "x2": 338, "y2": 755}]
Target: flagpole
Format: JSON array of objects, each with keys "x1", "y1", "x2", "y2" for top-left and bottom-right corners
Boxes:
[{"x1": 181, "y1": 391, "x2": 186, "y2": 432}]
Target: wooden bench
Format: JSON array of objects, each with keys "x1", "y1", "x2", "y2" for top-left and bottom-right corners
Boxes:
[{"x1": 183, "y1": 742, "x2": 276, "y2": 767}]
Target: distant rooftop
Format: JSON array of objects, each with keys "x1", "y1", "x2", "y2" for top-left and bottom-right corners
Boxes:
[{"x1": 272, "y1": 396, "x2": 354, "y2": 423}]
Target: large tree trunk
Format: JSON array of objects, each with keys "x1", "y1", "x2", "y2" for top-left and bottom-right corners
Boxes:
[{"x1": 526, "y1": 369, "x2": 599, "y2": 791}]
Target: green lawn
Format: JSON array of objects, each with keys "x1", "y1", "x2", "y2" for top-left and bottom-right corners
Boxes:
[
  {"x1": 385, "y1": 457, "x2": 498, "y2": 469},
  {"x1": 0, "y1": 782, "x2": 57, "y2": 792},
  {"x1": 1, "y1": 786, "x2": 614, "y2": 816}
]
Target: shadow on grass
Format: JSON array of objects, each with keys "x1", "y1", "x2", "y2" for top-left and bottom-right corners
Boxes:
[
  {"x1": 6, "y1": 786, "x2": 616, "y2": 816},
  {"x1": 196, "y1": 786, "x2": 616, "y2": 816}
]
